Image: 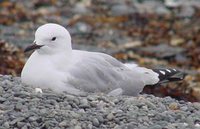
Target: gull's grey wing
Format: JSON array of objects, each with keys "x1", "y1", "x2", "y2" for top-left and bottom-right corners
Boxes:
[{"x1": 65, "y1": 51, "x2": 146, "y2": 96}]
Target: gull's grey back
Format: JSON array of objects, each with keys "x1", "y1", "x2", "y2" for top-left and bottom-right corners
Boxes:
[{"x1": 65, "y1": 51, "x2": 145, "y2": 96}]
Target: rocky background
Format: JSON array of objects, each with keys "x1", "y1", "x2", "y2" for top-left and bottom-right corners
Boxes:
[
  {"x1": 1, "y1": 0, "x2": 200, "y2": 128},
  {"x1": 0, "y1": 75, "x2": 200, "y2": 129}
]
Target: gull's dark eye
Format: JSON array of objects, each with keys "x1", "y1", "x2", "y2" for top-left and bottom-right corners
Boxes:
[{"x1": 51, "y1": 37, "x2": 56, "y2": 41}]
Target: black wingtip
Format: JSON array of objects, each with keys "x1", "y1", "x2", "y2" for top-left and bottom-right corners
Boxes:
[
  {"x1": 167, "y1": 72, "x2": 187, "y2": 82},
  {"x1": 152, "y1": 68, "x2": 186, "y2": 84}
]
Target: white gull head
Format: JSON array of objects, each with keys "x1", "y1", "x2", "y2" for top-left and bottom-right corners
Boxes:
[{"x1": 25, "y1": 23, "x2": 72, "y2": 54}]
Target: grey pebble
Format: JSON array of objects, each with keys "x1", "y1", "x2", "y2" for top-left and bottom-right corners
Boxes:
[
  {"x1": 107, "y1": 113, "x2": 114, "y2": 120},
  {"x1": 87, "y1": 96, "x2": 96, "y2": 101},
  {"x1": 28, "y1": 116, "x2": 38, "y2": 122},
  {"x1": 14, "y1": 91, "x2": 30, "y2": 98},
  {"x1": 148, "y1": 124, "x2": 162, "y2": 129},
  {"x1": 79, "y1": 98, "x2": 89, "y2": 108},
  {"x1": 0, "y1": 86, "x2": 4, "y2": 94},
  {"x1": 78, "y1": 109, "x2": 85, "y2": 113},
  {"x1": 15, "y1": 103, "x2": 24, "y2": 111},
  {"x1": 39, "y1": 108, "x2": 47, "y2": 114},
  {"x1": 3, "y1": 122, "x2": 10, "y2": 128},
  {"x1": 180, "y1": 106, "x2": 188, "y2": 111},
  {"x1": 17, "y1": 122, "x2": 25, "y2": 128},
  {"x1": 65, "y1": 104, "x2": 72, "y2": 110},
  {"x1": 70, "y1": 111, "x2": 81, "y2": 118},
  {"x1": 10, "y1": 117, "x2": 25, "y2": 125},
  {"x1": 2, "y1": 79, "x2": 13, "y2": 86},
  {"x1": 113, "y1": 99, "x2": 120, "y2": 104},
  {"x1": 70, "y1": 119, "x2": 78, "y2": 126},
  {"x1": 73, "y1": 98, "x2": 80, "y2": 105},
  {"x1": 97, "y1": 115, "x2": 104, "y2": 123},
  {"x1": 193, "y1": 102, "x2": 200, "y2": 110},
  {"x1": 0, "y1": 97, "x2": 6, "y2": 102},
  {"x1": 92, "y1": 118, "x2": 100, "y2": 127},
  {"x1": 21, "y1": 125, "x2": 28, "y2": 129},
  {"x1": 87, "y1": 124, "x2": 93, "y2": 129},
  {"x1": 74, "y1": 125, "x2": 82, "y2": 129},
  {"x1": 0, "y1": 75, "x2": 199, "y2": 128},
  {"x1": 59, "y1": 120, "x2": 68, "y2": 127}
]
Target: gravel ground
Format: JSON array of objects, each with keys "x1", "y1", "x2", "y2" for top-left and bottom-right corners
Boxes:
[{"x1": 0, "y1": 75, "x2": 200, "y2": 129}]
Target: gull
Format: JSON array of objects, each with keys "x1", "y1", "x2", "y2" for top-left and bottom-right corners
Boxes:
[{"x1": 21, "y1": 23, "x2": 185, "y2": 96}]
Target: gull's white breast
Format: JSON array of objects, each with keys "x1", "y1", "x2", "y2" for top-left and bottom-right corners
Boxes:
[{"x1": 21, "y1": 51, "x2": 67, "y2": 93}]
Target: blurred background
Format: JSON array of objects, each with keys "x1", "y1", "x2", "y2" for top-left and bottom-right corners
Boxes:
[{"x1": 0, "y1": 0, "x2": 200, "y2": 102}]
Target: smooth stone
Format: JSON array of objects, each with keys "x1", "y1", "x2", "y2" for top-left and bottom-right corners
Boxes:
[{"x1": 92, "y1": 118, "x2": 100, "y2": 127}]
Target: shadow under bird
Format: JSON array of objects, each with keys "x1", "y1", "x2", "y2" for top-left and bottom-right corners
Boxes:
[{"x1": 21, "y1": 23, "x2": 185, "y2": 96}]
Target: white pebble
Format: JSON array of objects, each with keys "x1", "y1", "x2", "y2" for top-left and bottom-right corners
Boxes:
[{"x1": 35, "y1": 88, "x2": 43, "y2": 93}]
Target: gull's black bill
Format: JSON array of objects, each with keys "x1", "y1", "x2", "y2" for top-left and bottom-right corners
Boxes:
[{"x1": 24, "y1": 43, "x2": 43, "y2": 52}]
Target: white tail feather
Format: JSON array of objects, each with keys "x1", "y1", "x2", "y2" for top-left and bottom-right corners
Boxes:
[{"x1": 124, "y1": 63, "x2": 159, "y2": 85}]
